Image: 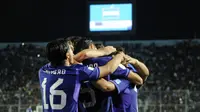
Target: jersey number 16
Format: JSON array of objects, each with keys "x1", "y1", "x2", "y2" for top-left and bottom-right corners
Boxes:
[{"x1": 42, "y1": 78, "x2": 67, "y2": 110}]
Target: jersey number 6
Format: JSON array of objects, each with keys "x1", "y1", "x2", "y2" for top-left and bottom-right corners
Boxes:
[{"x1": 42, "y1": 78, "x2": 67, "y2": 110}]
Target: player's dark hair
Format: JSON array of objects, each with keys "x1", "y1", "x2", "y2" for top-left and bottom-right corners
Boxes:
[
  {"x1": 95, "y1": 43, "x2": 104, "y2": 49},
  {"x1": 46, "y1": 38, "x2": 69, "y2": 66},
  {"x1": 109, "y1": 46, "x2": 125, "y2": 56},
  {"x1": 64, "y1": 36, "x2": 84, "y2": 47},
  {"x1": 74, "y1": 38, "x2": 93, "y2": 54},
  {"x1": 116, "y1": 46, "x2": 125, "y2": 52}
]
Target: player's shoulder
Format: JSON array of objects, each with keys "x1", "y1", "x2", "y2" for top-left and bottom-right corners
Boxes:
[
  {"x1": 69, "y1": 63, "x2": 85, "y2": 69},
  {"x1": 89, "y1": 56, "x2": 112, "y2": 61},
  {"x1": 69, "y1": 64, "x2": 92, "y2": 71},
  {"x1": 83, "y1": 57, "x2": 101, "y2": 63},
  {"x1": 39, "y1": 63, "x2": 86, "y2": 72},
  {"x1": 76, "y1": 64, "x2": 96, "y2": 71},
  {"x1": 99, "y1": 55, "x2": 112, "y2": 60},
  {"x1": 39, "y1": 63, "x2": 50, "y2": 71},
  {"x1": 84, "y1": 56, "x2": 112, "y2": 63},
  {"x1": 39, "y1": 63, "x2": 90, "y2": 76}
]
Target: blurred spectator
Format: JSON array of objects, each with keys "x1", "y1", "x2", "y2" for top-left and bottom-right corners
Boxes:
[{"x1": 0, "y1": 40, "x2": 199, "y2": 111}]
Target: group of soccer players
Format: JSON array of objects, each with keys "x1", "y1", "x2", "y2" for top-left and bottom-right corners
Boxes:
[{"x1": 38, "y1": 36, "x2": 149, "y2": 112}]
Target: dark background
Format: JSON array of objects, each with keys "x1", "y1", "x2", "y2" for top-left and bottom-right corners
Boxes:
[{"x1": 0, "y1": 0, "x2": 199, "y2": 42}]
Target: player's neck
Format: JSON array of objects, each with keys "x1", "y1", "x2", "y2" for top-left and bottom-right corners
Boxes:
[{"x1": 64, "y1": 59, "x2": 71, "y2": 66}]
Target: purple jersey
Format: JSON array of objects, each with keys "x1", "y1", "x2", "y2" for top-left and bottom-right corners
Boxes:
[
  {"x1": 112, "y1": 64, "x2": 139, "y2": 112},
  {"x1": 112, "y1": 86, "x2": 138, "y2": 112},
  {"x1": 81, "y1": 56, "x2": 130, "y2": 112},
  {"x1": 38, "y1": 63, "x2": 100, "y2": 112},
  {"x1": 83, "y1": 56, "x2": 130, "y2": 79}
]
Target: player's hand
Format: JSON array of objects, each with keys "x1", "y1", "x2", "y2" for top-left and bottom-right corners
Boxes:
[
  {"x1": 116, "y1": 51, "x2": 126, "y2": 62},
  {"x1": 119, "y1": 52, "x2": 125, "y2": 57},
  {"x1": 103, "y1": 46, "x2": 116, "y2": 55},
  {"x1": 125, "y1": 55, "x2": 138, "y2": 65},
  {"x1": 124, "y1": 55, "x2": 132, "y2": 61}
]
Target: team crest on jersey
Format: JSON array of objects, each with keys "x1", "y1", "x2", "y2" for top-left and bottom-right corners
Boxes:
[{"x1": 114, "y1": 79, "x2": 121, "y2": 84}]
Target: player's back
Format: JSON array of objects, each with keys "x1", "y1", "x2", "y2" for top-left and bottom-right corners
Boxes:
[
  {"x1": 112, "y1": 64, "x2": 139, "y2": 112},
  {"x1": 83, "y1": 56, "x2": 112, "y2": 68},
  {"x1": 38, "y1": 63, "x2": 99, "y2": 112},
  {"x1": 127, "y1": 86, "x2": 138, "y2": 112},
  {"x1": 81, "y1": 56, "x2": 130, "y2": 112},
  {"x1": 112, "y1": 85, "x2": 138, "y2": 112},
  {"x1": 82, "y1": 56, "x2": 113, "y2": 112}
]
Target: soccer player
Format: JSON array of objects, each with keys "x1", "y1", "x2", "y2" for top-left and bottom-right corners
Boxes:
[
  {"x1": 38, "y1": 38, "x2": 125, "y2": 112},
  {"x1": 65, "y1": 36, "x2": 117, "y2": 63},
  {"x1": 65, "y1": 36, "x2": 131, "y2": 111},
  {"x1": 112, "y1": 57, "x2": 149, "y2": 112},
  {"x1": 125, "y1": 54, "x2": 149, "y2": 83},
  {"x1": 73, "y1": 38, "x2": 143, "y2": 112},
  {"x1": 111, "y1": 47, "x2": 149, "y2": 112}
]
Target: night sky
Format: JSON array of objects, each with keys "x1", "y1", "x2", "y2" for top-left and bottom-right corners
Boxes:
[{"x1": 0, "y1": 0, "x2": 198, "y2": 42}]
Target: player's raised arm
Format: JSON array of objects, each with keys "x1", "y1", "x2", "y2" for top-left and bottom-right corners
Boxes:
[
  {"x1": 90, "y1": 63, "x2": 143, "y2": 92},
  {"x1": 111, "y1": 63, "x2": 143, "y2": 85},
  {"x1": 98, "y1": 52, "x2": 125, "y2": 78},
  {"x1": 74, "y1": 46, "x2": 116, "y2": 62},
  {"x1": 91, "y1": 78, "x2": 131, "y2": 93},
  {"x1": 79, "y1": 52, "x2": 125, "y2": 81},
  {"x1": 91, "y1": 78, "x2": 116, "y2": 92},
  {"x1": 127, "y1": 71, "x2": 143, "y2": 85},
  {"x1": 125, "y1": 55, "x2": 149, "y2": 82}
]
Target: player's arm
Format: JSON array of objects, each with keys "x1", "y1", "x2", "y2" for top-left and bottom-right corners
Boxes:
[
  {"x1": 91, "y1": 78, "x2": 116, "y2": 92},
  {"x1": 93, "y1": 64, "x2": 143, "y2": 92},
  {"x1": 74, "y1": 46, "x2": 116, "y2": 62},
  {"x1": 127, "y1": 71, "x2": 143, "y2": 85},
  {"x1": 98, "y1": 52, "x2": 125, "y2": 78},
  {"x1": 111, "y1": 64, "x2": 143, "y2": 85},
  {"x1": 79, "y1": 52, "x2": 125, "y2": 81},
  {"x1": 91, "y1": 78, "x2": 131, "y2": 93},
  {"x1": 125, "y1": 55, "x2": 149, "y2": 82}
]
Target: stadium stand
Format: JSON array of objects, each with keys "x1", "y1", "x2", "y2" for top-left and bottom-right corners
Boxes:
[{"x1": 0, "y1": 40, "x2": 199, "y2": 111}]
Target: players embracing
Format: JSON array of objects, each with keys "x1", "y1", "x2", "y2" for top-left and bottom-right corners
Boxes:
[
  {"x1": 38, "y1": 36, "x2": 149, "y2": 112},
  {"x1": 71, "y1": 37, "x2": 149, "y2": 112}
]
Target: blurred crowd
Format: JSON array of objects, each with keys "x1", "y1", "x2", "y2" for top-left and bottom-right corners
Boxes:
[
  {"x1": 0, "y1": 40, "x2": 199, "y2": 111},
  {"x1": 121, "y1": 40, "x2": 200, "y2": 91},
  {"x1": 0, "y1": 44, "x2": 47, "y2": 105}
]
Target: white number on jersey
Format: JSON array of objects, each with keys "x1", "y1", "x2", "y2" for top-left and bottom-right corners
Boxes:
[
  {"x1": 87, "y1": 63, "x2": 98, "y2": 68},
  {"x1": 42, "y1": 78, "x2": 67, "y2": 110}
]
